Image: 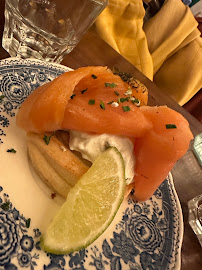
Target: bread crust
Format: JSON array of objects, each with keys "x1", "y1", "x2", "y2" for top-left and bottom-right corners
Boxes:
[{"x1": 27, "y1": 132, "x2": 90, "y2": 197}]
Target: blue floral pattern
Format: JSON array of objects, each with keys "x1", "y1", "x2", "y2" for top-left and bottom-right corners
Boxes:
[
  {"x1": 0, "y1": 58, "x2": 182, "y2": 269},
  {"x1": 0, "y1": 189, "x2": 39, "y2": 269},
  {"x1": 0, "y1": 58, "x2": 67, "y2": 143},
  {"x1": 0, "y1": 211, "x2": 19, "y2": 266}
]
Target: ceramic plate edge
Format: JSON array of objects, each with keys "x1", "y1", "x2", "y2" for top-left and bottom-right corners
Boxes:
[{"x1": 0, "y1": 57, "x2": 184, "y2": 270}]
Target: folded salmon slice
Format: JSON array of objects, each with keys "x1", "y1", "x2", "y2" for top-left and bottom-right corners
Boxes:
[
  {"x1": 16, "y1": 66, "x2": 193, "y2": 201},
  {"x1": 62, "y1": 73, "x2": 151, "y2": 137},
  {"x1": 17, "y1": 67, "x2": 151, "y2": 137},
  {"x1": 129, "y1": 106, "x2": 193, "y2": 201},
  {"x1": 16, "y1": 66, "x2": 111, "y2": 132}
]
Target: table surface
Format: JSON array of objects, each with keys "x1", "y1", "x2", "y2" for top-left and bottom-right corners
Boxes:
[{"x1": 0, "y1": 1, "x2": 202, "y2": 269}]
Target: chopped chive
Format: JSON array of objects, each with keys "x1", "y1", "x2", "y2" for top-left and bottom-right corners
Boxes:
[
  {"x1": 105, "y1": 82, "x2": 118, "y2": 88},
  {"x1": 119, "y1": 98, "x2": 125, "y2": 103},
  {"x1": 7, "y1": 148, "x2": 16, "y2": 153},
  {"x1": 122, "y1": 106, "x2": 130, "y2": 112},
  {"x1": 81, "y1": 88, "x2": 88, "y2": 94},
  {"x1": 107, "y1": 101, "x2": 114, "y2": 104},
  {"x1": 114, "y1": 91, "x2": 119, "y2": 96},
  {"x1": 70, "y1": 94, "x2": 76, "y2": 99},
  {"x1": 166, "y1": 124, "x2": 177, "y2": 129},
  {"x1": 131, "y1": 97, "x2": 140, "y2": 106},
  {"x1": 100, "y1": 100, "x2": 105, "y2": 110},
  {"x1": 131, "y1": 97, "x2": 140, "y2": 103},
  {"x1": 88, "y1": 99, "x2": 95, "y2": 105},
  {"x1": 26, "y1": 218, "x2": 31, "y2": 228},
  {"x1": 91, "y1": 74, "x2": 97, "y2": 79},
  {"x1": 120, "y1": 97, "x2": 130, "y2": 103},
  {"x1": 43, "y1": 134, "x2": 53, "y2": 145}
]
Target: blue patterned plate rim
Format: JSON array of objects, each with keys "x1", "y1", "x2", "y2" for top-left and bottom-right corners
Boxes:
[{"x1": 0, "y1": 57, "x2": 183, "y2": 270}]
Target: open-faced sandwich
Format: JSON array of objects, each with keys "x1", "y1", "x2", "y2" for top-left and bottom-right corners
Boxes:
[
  {"x1": 16, "y1": 66, "x2": 193, "y2": 254},
  {"x1": 16, "y1": 66, "x2": 193, "y2": 200}
]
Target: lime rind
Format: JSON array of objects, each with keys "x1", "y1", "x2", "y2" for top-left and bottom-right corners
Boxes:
[{"x1": 41, "y1": 147, "x2": 126, "y2": 254}]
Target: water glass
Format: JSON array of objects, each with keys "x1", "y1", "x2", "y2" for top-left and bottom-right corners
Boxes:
[
  {"x1": 2, "y1": 0, "x2": 108, "y2": 63},
  {"x1": 188, "y1": 194, "x2": 202, "y2": 246}
]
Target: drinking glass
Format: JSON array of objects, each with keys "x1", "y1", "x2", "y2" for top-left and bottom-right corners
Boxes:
[
  {"x1": 2, "y1": 0, "x2": 108, "y2": 63},
  {"x1": 188, "y1": 133, "x2": 202, "y2": 247},
  {"x1": 188, "y1": 194, "x2": 202, "y2": 247}
]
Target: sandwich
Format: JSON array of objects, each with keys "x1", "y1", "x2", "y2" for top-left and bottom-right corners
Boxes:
[{"x1": 16, "y1": 66, "x2": 193, "y2": 201}]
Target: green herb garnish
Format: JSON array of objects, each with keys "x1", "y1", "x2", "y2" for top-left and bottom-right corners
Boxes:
[
  {"x1": 100, "y1": 100, "x2": 105, "y2": 110},
  {"x1": 131, "y1": 98, "x2": 140, "y2": 105},
  {"x1": 105, "y1": 82, "x2": 117, "y2": 88},
  {"x1": 70, "y1": 94, "x2": 76, "y2": 99},
  {"x1": 88, "y1": 99, "x2": 95, "y2": 105},
  {"x1": 0, "y1": 95, "x2": 5, "y2": 100},
  {"x1": 120, "y1": 97, "x2": 130, "y2": 103},
  {"x1": 7, "y1": 148, "x2": 16, "y2": 153},
  {"x1": 43, "y1": 134, "x2": 53, "y2": 145},
  {"x1": 131, "y1": 98, "x2": 140, "y2": 103},
  {"x1": 1, "y1": 201, "x2": 10, "y2": 210},
  {"x1": 92, "y1": 74, "x2": 97, "y2": 79},
  {"x1": 122, "y1": 106, "x2": 130, "y2": 112},
  {"x1": 81, "y1": 88, "x2": 88, "y2": 94},
  {"x1": 114, "y1": 91, "x2": 119, "y2": 96},
  {"x1": 107, "y1": 101, "x2": 114, "y2": 104},
  {"x1": 26, "y1": 218, "x2": 31, "y2": 228},
  {"x1": 166, "y1": 124, "x2": 177, "y2": 129}
]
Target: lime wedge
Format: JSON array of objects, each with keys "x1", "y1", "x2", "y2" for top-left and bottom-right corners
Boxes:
[{"x1": 41, "y1": 147, "x2": 126, "y2": 254}]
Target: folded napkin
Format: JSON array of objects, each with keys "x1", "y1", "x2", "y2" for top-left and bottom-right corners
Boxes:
[
  {"x1": 95, "y1": 0, "x2": 153, "y2": 80},
  {"x1": 95, "y1": 0, "x2": 202, "y2": 105}
]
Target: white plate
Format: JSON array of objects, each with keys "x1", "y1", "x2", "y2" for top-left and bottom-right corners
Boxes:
[{"x1": 0, "y1": 58, "x2": 183, "y2": 270}]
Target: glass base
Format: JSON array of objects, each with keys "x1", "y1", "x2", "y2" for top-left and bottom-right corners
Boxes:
[{"x1": 188, "y1": 194, "x2": 202, "y2": 246}]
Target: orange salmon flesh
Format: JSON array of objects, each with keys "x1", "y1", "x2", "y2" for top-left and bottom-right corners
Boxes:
[{"x1": 16, "y1": 66, "x2": 193, "y2": 201}]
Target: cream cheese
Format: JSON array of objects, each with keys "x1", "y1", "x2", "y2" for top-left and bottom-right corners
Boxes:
[{"x1": 69, "y1": 130, "x2": 135, "y2": 185}]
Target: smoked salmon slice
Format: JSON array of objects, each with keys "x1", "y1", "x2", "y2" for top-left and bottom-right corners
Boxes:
[
  {"x1": 17, "y1": 67, "x2": 151, "y2": 138},
  {"x1": 16, "y1": 66, "x2": 193, "y2": 201},
  {"x1": 62, "y1": 73, "x2": 151, "y2": 137},
  {"x1": 16, "y1": 66, "x2": 111, "y2": 133},
  {"x1": 129, "y1": 106, "x2": 193, "y2": 201}
]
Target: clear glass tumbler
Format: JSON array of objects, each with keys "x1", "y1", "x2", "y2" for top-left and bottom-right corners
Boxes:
[
  {"x1": 188, "y1": 194, "x2": 202, "y2": 247},
  {"x1": 2, "y1": 0, "x2": 108, "y2": 63}
]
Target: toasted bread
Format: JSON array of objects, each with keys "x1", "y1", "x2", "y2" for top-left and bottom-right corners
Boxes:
[{"x1": 27, "y1": 132, "x2": 90, "y2": 198}]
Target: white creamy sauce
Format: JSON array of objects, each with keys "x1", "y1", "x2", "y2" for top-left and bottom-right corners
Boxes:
[{"x1": 69, "y1": 130, "x2": 135, "y2": 185}]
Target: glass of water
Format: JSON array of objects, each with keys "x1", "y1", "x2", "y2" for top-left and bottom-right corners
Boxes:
[
  {"x1": 188, "y1": 133, "x2": 202, "y2": 246},
  {"x1": 188, "y1": 194, "x2": 202, "y2": 246},
  {"x1": 2, "y1": 0, "x2": 108, "y2": 63}
]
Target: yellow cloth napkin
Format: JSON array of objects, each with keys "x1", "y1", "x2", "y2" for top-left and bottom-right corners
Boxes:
[
  {"x1": 144, "y1": 0, "x2": 202, "y2": 105},
  {"x1": 95, "y1": 0, "x2": 202, "y2": 105},
  {"x1": 95, "y1": 0, "x2": 153, "y2": 80}
]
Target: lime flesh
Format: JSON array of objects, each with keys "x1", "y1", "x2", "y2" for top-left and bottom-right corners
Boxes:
[{"x1": 41, "y1": 147, "x2": 126, "y2": 254}]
